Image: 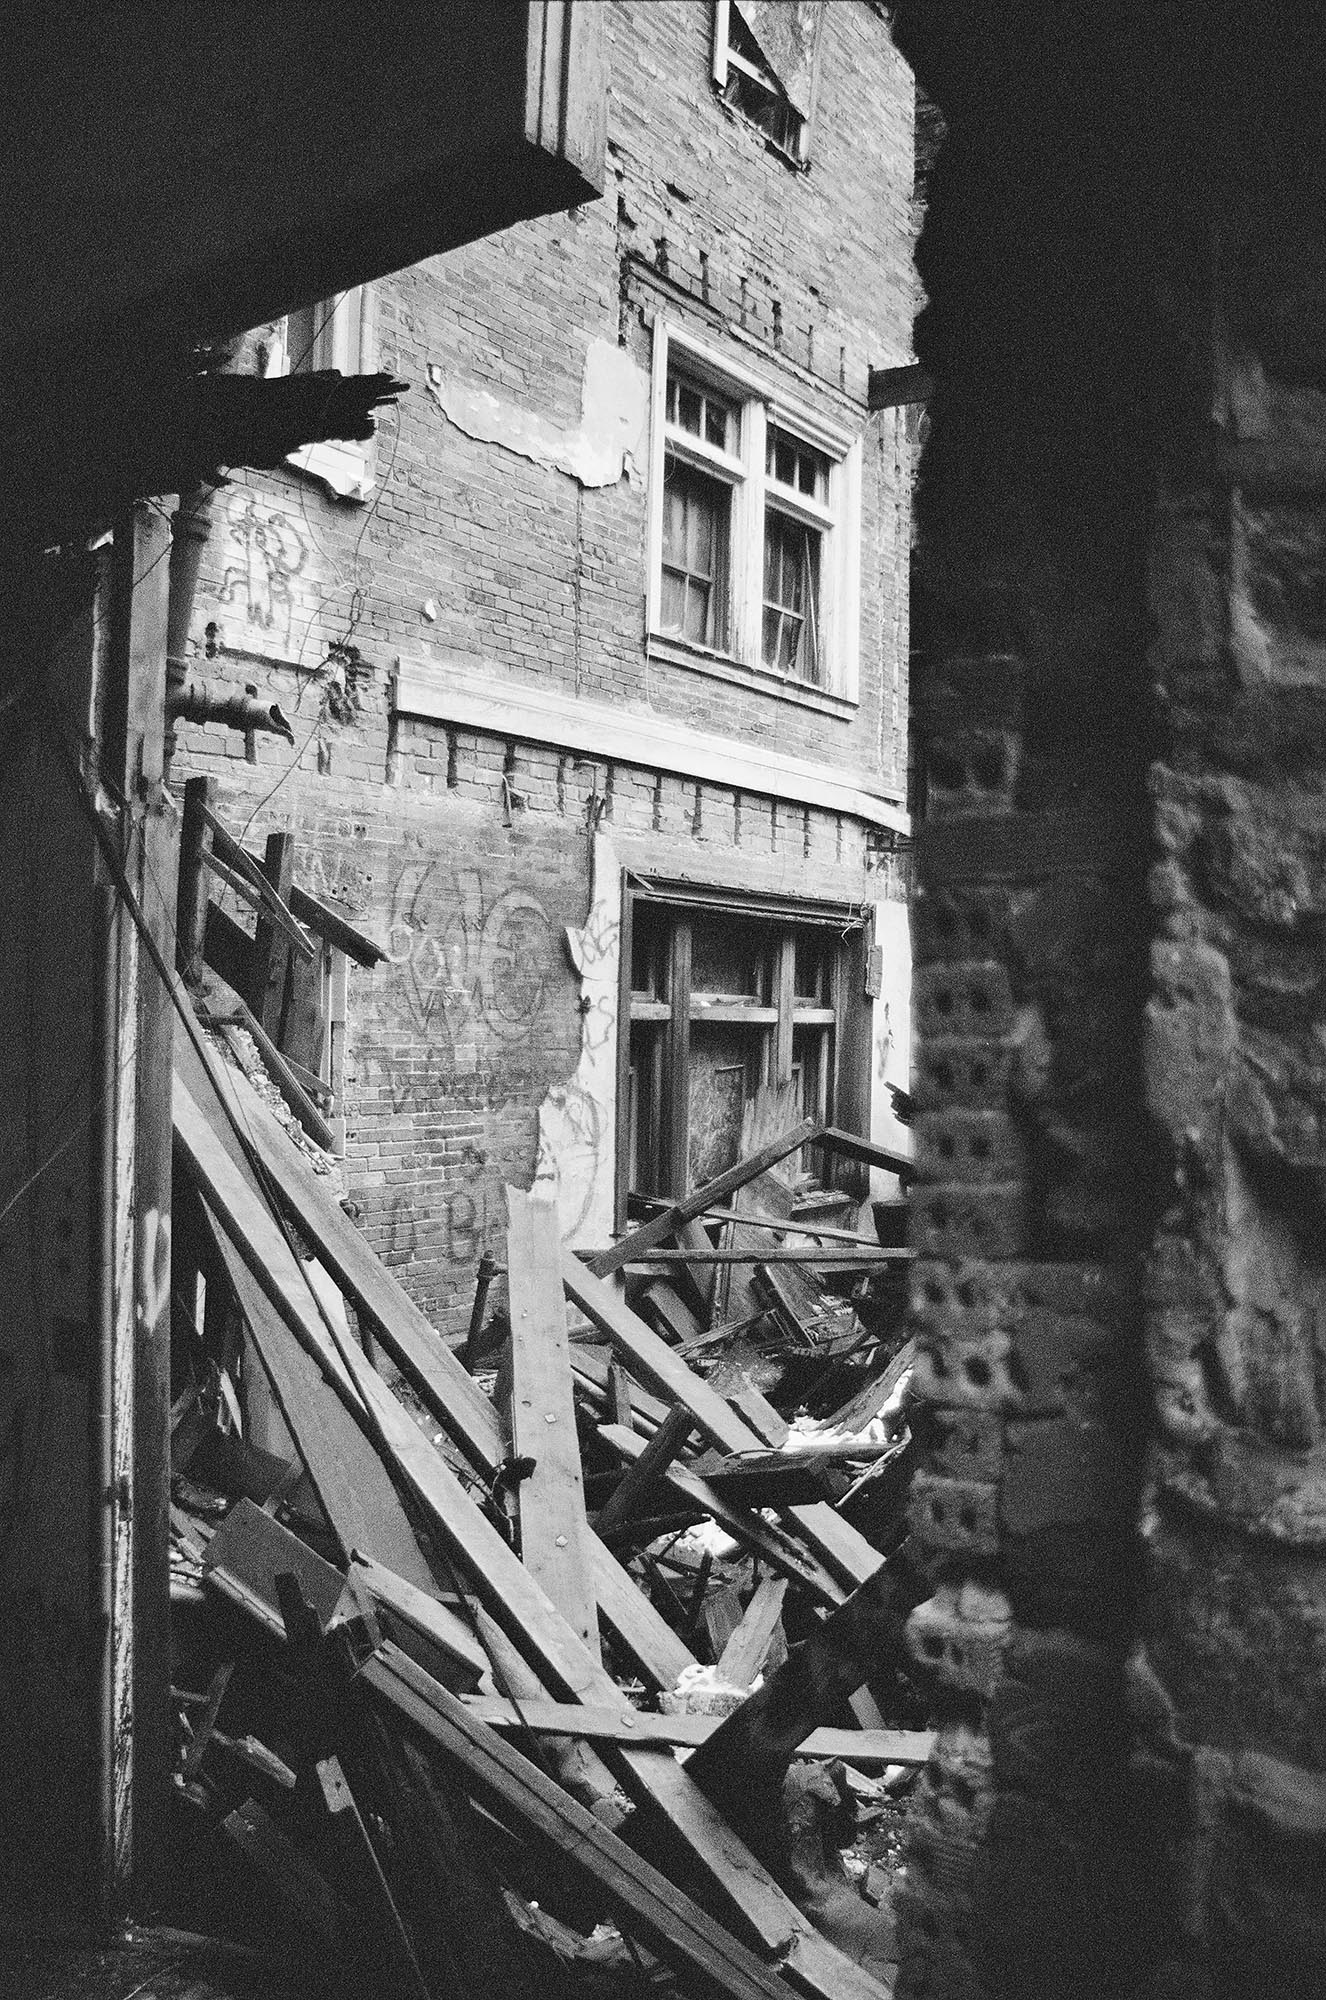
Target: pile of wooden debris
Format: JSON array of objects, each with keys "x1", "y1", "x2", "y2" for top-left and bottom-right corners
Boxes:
[{"x1": 165, "y1": 809, "x2": 928, "y2": 2000}]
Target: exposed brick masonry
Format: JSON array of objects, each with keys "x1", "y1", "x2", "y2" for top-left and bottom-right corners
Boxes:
[{"x1": 170, "y1": 2, "x2": 915, "y2": 1333}]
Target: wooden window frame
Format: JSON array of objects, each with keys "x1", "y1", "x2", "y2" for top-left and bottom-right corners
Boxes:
[
  {"x1": 646, "y1": 323, "x2": 861, "y2": 704},
  {"x1": 615, "y1": 879, "x2": 870, "y2": 1224},
  {"x1": 711, "y1": 0, "x2": 811, "y2": 166}
]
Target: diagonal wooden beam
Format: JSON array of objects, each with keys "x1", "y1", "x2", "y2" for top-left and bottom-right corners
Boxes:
[{"x1": 587, "y1": 1118, "x2": 817, "y2": 1276}]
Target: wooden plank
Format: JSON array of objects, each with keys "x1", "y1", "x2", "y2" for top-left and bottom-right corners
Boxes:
[
  {"x1": 639, "y1": 1279, "x2": 703, "y2": 1345},
  {"x1": 115, "y1": 497, "x2": 176, "y2": 1912},
  {"x1": 178, "y1": 1090, "x2": 602, "y2": 1697},
  {"x1": 598, "y1": 1426, "x2": 846, "y2": 1608},
  {"x1": 181, "y1": 1073, "x2": 816, "y2": 1958},
  {"x1": 347, "y1": 1552, "x2": 488, "y2": 1691},
  {"x1": 457, "y1": 1694, "x2": 933, "y2": 1767},
  {"x1": 328, "y1": 1379, "x2": 818, "y2": 1955},
  {"x1": 608, "y1": 1359, "x2": 634, "y2": 1427},
  {"x1": 661, "y1": 1205, "x2": 897, "y2": 1248},
  {"x1": 665, "y1": 918, "x2": 692, "y2": 1200},
  {"x1": 570, "y1": 1343, "x2": 672, "y2": 1432},
  {"x1": 785, "y1": 1505, "x2": 885, "y2": 1591},
  {"x1": 289, "y1": 882, "x2": 385, "y2": 966},
  {"x1": 581, "y1": 1245, "x2": 905, "y2": 1268},
  {"x1": 216, "y1": 1011, "x2": 334, "y2": 1153},
  {"x1": 773, "y1": 934, "x2": 796, "y2": 1085},
  {"x1": 817, "y1": 1337, "x2": 916, "y2": 1436},
  {"x1": 212, "y1": 1059, "x2": 504, "y2": 1476},
  {"x1": 817, "y1": 1126, "x2": 913, "y2": 1181},
  {"x1": 674, "y1": 1215, "x2": 717, "y2": 1318},
  {"x1": 250, "y1": 828, "x2": 296, "y2": 1036},
  {"x1": 203, "y1": 1497, "x2": 378, "y2": 1644},
  {"x1": 313, "y1": 1754, "x2": 433, "y2": 2000},
  {"x1": 703, "y1": 1584, "x2": 745, "y2": 1664},
  {"x1": 181, "y1": 1661, "x2": 234, "y2": 1781},
  {"x1": 563, "y1": 1254, "x2": 765, "y2": 1456},
  {"x1": 717, "y1": 1578, "x2": 788, "y2": 1689},
  {"x1": 327, "y1": 948, "x2": 347, "y2": 1155},
  {"x1": 726, "y1": 1379, "x2": 790, "y2": 1448},
  {"x1": 590, "y1": 1116, "x2": 818, "y2": 1277},
  {"x1": 463, "y1": 1602, "x2": 624, "y2": 1822},
  {"x1": 278, "y1": 939, "x2": 329, "y2": 1082},
  {"x1": 354, "y1": 1643, "x2": 790, "y2": 2000},
  {"x1": 221, "y1": 1797, "x2": 339, "y2": 1941},
  {"x1": 201, "y1": 804, "x2": 315, "y2": 960},
  {"x1": 196, "y1": 1192, "x2": 441, "y2": 1602},
  {"x1": 595, "y1": 1406, "x2": 693, "y2": 1535},
  {"x1": 721, "y1": 1087, "x2": 804, "y2": 1324},
  {"x1": 176, "y1": 774, "x2": 216, "y2": 981},
  {"x1": 682, "y1": 1559, "x2": 918, "y2": 1851},
  {"x1": 587, "y1": 1530, "x2": 697, "y2": 1692},
  {"x1": 505, "y1": 1184, "x2": 599, "y2": 1657}
]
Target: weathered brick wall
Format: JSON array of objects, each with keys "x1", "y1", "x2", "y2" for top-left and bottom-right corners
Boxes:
[
  {"x1": 895, "y1": 5, "x2": 1326, "y2": 1996},
  {"x1": 169, "y1": 1, "x2": 915, "y2": 1334}
]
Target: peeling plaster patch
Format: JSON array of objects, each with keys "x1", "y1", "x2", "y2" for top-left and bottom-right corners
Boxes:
[
  {"x1": 533, "y1": 833, "x2": 620, "y2": 1246},
  {"x1": 426, "y1": 339, "x2": 648, "y2": 488}
]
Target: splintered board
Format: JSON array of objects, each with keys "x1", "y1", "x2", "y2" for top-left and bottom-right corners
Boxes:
[{"x1": 505, "y1": 1185, "x2": 599, "y2": 1658}]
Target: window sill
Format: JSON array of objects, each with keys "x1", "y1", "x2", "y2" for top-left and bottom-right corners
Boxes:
[{"x1": 647, "y1": 631, "x2": 858, "y2": 718}]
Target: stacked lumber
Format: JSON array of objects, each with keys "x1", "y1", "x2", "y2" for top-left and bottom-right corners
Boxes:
[{"x1": 167, "y1": 1024, "x2": 927, "y2": 1999}]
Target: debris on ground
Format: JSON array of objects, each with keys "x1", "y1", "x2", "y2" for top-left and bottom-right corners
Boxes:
[{"x1": 163, "y1": 806, "x2": 931, "y2": 1999}]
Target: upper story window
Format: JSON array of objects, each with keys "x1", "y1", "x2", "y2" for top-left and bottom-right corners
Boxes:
[
  {"x1": 712, "y1": 1, "x2": 822, "y2": 166},
  {"x1": 649, "y1": 325, "x2": 861, "y2": 704},
  {"x1": 268, "y1": 288, "x2": 377, "y2": 502}
]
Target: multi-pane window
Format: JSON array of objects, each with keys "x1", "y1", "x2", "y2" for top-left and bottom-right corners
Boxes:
[
  {"x1": 623, "y1": 896, "x2": 855, "y2": 1204},
  {"x1": 650, "y1": 332, "x2": 860, "y2": 699},
  {"x1": 762, "y1": 427, "x2": 831, "y2": 681},
  {"x1": 712, "y1": 2, "x2": 810, "y2": 165},
  {"x1": 660, "y1": 370, "x2": 740, "y2": 651}
]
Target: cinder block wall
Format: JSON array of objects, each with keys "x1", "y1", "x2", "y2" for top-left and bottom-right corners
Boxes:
[
  {"x1": 894, "y1": 5, "x2": 1326, "y2": 1996},
  {"x1": 169, "y1": 1, "x2": 915, "y2": 1334}
]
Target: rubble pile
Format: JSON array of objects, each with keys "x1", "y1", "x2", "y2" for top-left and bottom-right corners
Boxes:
[{"x1": 165, "y1": 812, "x2": 929, "y2": 2000}]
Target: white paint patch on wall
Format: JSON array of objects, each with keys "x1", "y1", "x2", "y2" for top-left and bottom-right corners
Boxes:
[
  {"x1": 425, "y1": 337, "x2": 650, "y2": 489},
  {"x1": 869, "y1": 895, "x2": 913, "y2": 1198},
  {"x1": 534, "y1": 832, "x2": 620, "y2": 1247}
]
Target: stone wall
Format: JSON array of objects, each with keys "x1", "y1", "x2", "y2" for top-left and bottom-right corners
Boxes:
[{"x1": 894, "y1": 4, "x2": 1326, "y2": 1995}]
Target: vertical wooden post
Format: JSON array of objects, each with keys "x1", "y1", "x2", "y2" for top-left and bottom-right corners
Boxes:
[
  {"x1": 505, "y1": 1185, "x2": 600, "y2": 1658},
  {"x1": 249, "y1": 829, "x2": 295, "y2": 1038},
  {"x1": 106, "y1": 498, "x2": 176, "y2": 1917},
  {"x1": 175, "y1": 774, "x2": 215, "y2": 982},
  {"x1": 327, "y1": 947, "x2": 348, "y2": 1156},
  {"x1": 774, "y1": 933, "x2": 796, "y2": 1086},
  {"x1": 833, "y1": 930, "x2": 871, "y2": 1199},
  {"x1": 665, "y1": 919, "x2": 692, "y2": 1198}
]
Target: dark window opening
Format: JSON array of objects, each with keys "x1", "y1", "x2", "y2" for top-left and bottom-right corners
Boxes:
[{"x1": 622, "y1": 895, "x2": 862, "y2": 1207}]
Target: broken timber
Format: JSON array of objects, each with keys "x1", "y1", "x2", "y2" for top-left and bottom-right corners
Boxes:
[
  {"x1": 505, "y1": 1185, "x2": 599, "y2": 1657},
  {"x1": 455, "y1": 1695, "x2": 932, "y2": 1767},
  {"x1": 178, "y1": 1071, "x2": 873, "y2": 1971},
  {"x1": 352, "y1": 1641, "x2": 791, "y2": 2000},
  {"x1": 587, "y1": 1116, "x2": 817, "y2": 1276}
]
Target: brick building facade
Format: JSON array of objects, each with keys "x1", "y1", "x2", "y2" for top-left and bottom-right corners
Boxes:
[{"x1": 172, "y1": 0, "x2": 917, "y2": 1335}]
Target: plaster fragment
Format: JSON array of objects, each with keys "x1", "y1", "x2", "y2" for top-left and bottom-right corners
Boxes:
[{"x1": 426, "y1": 339, "x2": 648, "y2": 488}]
